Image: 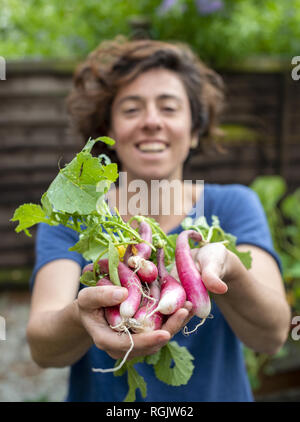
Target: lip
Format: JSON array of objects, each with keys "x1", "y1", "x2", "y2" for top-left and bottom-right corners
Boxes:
[{"x1": 135, "y1": 139, "x2": 169, "y2": 147}]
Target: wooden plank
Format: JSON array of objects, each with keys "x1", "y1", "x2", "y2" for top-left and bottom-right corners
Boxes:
[
  {"x1": 0, "y1": 75, "x2": 72, "y2": 96},
  {"x1": 0, "y1": 150, "x2": 74, "y2": 167},
  {"x1": 0, "y1": 251, "x2": 35, "y2": 267},
  {"x1": 0, "y1": 98, "x2": 69, "y2": 120},
  {"x1": 0, "y1": 130, "x2": 82, "y2": 148},
  {"x1": 0, "y1": 117, "x2": 69, "y2": 126}
]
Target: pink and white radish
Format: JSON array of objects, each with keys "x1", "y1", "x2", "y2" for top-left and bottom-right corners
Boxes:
[
  {"x1": 132, "y1": 280, "x2": 163, "y2": 333},
  {"x1": 96, "y1": 277, "x2": 123, "y2": 331},
  {"x1": 97, "y1": 258, "x2": 142, "y2": 320},
  {"x1": 147, "y1": 248, "x2": 186, "y2": 317},
  {"x1": 92, "y1": 273, "x2": 137, "y2": 374},
  {"x1": 175, "y1": 230, "x2": 211, "y2": 329},
  {"x1": 127, "y1": 221, "x2": 158, "y2": 284},
  {"x1": 83, "y1": 266, "x2": 140, "y2": 373}
]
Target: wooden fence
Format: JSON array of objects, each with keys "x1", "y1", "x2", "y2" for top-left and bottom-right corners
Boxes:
[{"x1": 1, "y1": 61, "x2": 300, "y2": 268}]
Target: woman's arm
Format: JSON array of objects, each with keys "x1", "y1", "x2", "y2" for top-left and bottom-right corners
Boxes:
[
  {"x1": 27, "y1": 259, "x2": 193, "y2": 369},
  {"x1": 27, "y1": 259, "x2": 93, "y2": 368},
  {"x1": 195, "y1": 243, "x2": 291, "y2": 354}
]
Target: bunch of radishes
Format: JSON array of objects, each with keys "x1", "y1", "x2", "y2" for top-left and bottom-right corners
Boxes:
[{"x1": 82, "y1": 221, "x2": 211, "y2": 336}]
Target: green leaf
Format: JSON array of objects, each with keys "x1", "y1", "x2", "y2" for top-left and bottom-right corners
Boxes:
[
  {"x1": 227, "y1": 245, "x2": 252, "y2": 270},
  {"x1": 114, "y1": 357, "x2": 147, "y2": 402},
  {"x1": 145, "y1": 350, "x2": 162, "y2": 366},
  {"x1": 11, "y1": 203, "x2": 58, "y2": 236},
  {"x1": 95, "y1": 136, "x2": 116, "y2": 147},
  {"x1": 108, "y1": 241, "x2": 121, "y2": 286},
  {"x1": 193, "y1": 215, "x2": 209, "y2": 230},
  {"x1": 102, "y1": 163, "x2": 119, "y2": 183},
  {"x1": 124, "y1": 365, "x2": 147, "y2": 402},
  {"x1": 82, "y1": 136, "x2": 115, "y2": 152},
  {"x1": 153, "y1": 341, "x2": 194, "y2": 386},
  {"x1": 281, "y1": 189, "x2": 300, "y2": 223},
  {"x1": 181, "y1": 217, "x2": 194, "y2": 230},
  {"x1": 79, "y1": 271, "x2": 97, "y2": 286},
  {"x1": 46, "y1": 156, "x2": 105, "y2": 215},
  {"x1": 70, "y1": 233, "x2": 108, "y2": 262},
  {"x1": 250, "y1": 175, "x2": 286, "y2": 212},
  {"x1": 41, "y1": 192, "x2": 53, "y2": 216},
  {"x1": 45, "y1": 138, "x2": 118, "y2": 215}
]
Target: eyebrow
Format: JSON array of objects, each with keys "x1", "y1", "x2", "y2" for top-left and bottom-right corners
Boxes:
[{"x1": 117, "y1": 94, "x2": 183, "y2": 106}]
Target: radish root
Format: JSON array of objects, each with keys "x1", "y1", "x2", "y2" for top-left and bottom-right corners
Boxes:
[
  {"x1": 127, "y1": 265, "x2": 156, "y2": 306},
  {"x1": 92, "y1": 325, "x2": 134, "y2": 373},
  {"x1": 183, "y1": 314, "x2": 214, "y2": 336}
]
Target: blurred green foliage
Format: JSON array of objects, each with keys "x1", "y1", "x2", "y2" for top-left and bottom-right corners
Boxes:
[
  {"x1": 251, "y1": 176, "x2": 300, "y2": 313},
  {"x1": 245, "y1": 175, "x2": 300, "y2": 393},
  {"x1": 0, "y1": 0, "x2": 300, "y2": 67}
]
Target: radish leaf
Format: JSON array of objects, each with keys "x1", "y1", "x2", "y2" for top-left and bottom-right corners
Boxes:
[
  {"x1": 114, "y1": 357, "x2": 147, "y2": 402},
  {"x1": 124, "y1": 365, "x2": 147, "y2": 402},
  {"x1": 11, "y1": 203, "x2": 58, "y2": 236},
  {"x1": 153, "y1": 341, "x2": 194, "y2": 386}
]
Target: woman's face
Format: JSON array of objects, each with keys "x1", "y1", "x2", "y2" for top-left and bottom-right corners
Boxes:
[{"x1": 108, "y1": 68, "x2": 197, "y2": 182}]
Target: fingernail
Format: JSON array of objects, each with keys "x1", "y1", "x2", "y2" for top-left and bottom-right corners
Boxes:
[{"x1": 113, "y1": 288, "x2": 126, "y2": 301}]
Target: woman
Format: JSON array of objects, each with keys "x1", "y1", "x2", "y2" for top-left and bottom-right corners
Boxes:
[{"x1": 27, "y1": 37, "x2": 291, "y2": 402}]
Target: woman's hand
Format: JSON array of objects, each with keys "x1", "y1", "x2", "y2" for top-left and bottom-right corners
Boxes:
[
  {"x1": 171, "y1": 243, "x2": 291, "y2": 354},
  {"x1": 170, "y1": 242, "x2": 234, "y2": 295},
  {"x1": 76, "y1": 285, "x2": 193, "y2": 360}
]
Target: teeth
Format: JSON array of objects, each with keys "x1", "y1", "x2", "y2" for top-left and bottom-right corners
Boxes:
[{"x1": 137, "y1": 142, "x2": 167, "y2": 152}]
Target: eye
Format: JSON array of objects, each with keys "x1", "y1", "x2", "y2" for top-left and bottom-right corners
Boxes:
[
  {"x1": 123, "y1": 107, "x2": 139, "y2": 114},
  {"x1": 162, "y1": 106, "x2": 176, "y2": 113},
  {"x1": 160, "y1": 101, "x2": 179, "y2": 113}
]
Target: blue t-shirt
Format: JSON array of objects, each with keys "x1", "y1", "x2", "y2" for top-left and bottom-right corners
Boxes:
[{"x1": 31, "y1": 183, "x2": 281, "y2": 402}]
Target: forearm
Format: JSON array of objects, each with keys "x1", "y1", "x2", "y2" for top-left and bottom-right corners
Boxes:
[
  {"x1": 213, "y1": 252, "x2": 291, "y2": 354},
  {"x1": 27, "y1": 300, "x2": 93, "y2": 368}
]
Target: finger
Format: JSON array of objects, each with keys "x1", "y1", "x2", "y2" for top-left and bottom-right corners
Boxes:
[
  {"x1": 195, "y1": 243, "x2": 228, "y2": 294},
  {"x1": 201, "y1": 267, "x2": 228, "y2": 294},
  {"x1": 96, "y1": 326, "x2": 171, "y2": 359},
  {"x1": 161, "y1": 302, "x2": 193, "y2": 337},
  {"x1": 77, "y1": 285, "x2": 128, "y2": 310}
]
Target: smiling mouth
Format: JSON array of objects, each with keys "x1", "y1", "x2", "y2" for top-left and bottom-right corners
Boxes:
[{"x1": 135, "y1": 142, "x2": 169, "y2": 153}]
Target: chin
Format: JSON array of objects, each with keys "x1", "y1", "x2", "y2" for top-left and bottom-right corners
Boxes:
[{"x1": 138, "y1": 169, "x2": 175, "y2": 182}]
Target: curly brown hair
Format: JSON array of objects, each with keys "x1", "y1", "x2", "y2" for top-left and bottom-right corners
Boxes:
[{"x1": 66, "y1": 36, "x2": 225, "y2": 169}]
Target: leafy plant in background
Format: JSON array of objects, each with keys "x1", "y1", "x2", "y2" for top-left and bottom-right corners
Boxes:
[
  {"x1": 244, "y1": 175, "x2": 300, "y2": 392},
  {"x1": 1, "y1": 0, "x2": 300, "y2": 67},
  {"x1": 250, "y1": 175, "x2": 300, "y2": 313}
]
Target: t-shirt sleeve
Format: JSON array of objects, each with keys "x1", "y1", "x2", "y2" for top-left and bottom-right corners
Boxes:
[
  {"x1": 207, "y1": 184, "x2": 282, "y2": 272},
  {"x1": 30, "y1": 223, "x2": 86, "y2": 290}
]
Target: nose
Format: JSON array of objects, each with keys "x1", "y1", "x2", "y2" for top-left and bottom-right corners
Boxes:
[{"x1": 142, "y1": 104, "x2": 162, "y2": 131}]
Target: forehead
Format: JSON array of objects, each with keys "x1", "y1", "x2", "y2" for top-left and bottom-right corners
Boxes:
[{"x1": 114, "y1": 68, "x2": 188, "y2": 102}]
